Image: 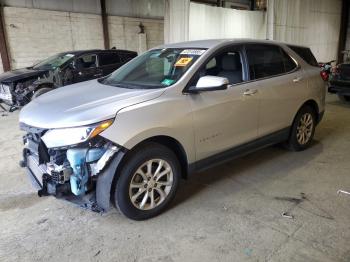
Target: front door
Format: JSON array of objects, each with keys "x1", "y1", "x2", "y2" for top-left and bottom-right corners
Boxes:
[
  {"x1": 73, "y1": 53, "x2": 102, "y2": 83},
  {"x1": 188, "y1": 47, "x2": 260, "y2": 161}
]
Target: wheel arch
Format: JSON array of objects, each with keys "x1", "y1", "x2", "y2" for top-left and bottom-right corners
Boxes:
[
  {"x1": 287, "y1": 99, "x2": 320, "y2": 141},
  {"x1": 105, "y1": 135, "x2": 189, "y2": 210},
  {"x1": 297, "y1": 99, "x2": 320, "y2": 123},
  {"x1": 123, "y1": 135, "x2": 189, "y2": 180}
]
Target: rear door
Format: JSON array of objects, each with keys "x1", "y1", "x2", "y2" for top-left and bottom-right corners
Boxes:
[
  {"x1": 98, "y1": 52, "x2": 124, "y2": 75},
  {"x1": 245, "y1": 44, "x2": 306, "y2": 137}
]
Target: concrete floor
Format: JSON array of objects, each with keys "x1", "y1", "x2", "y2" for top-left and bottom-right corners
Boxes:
[{"x1": 0, "y1": 94, "x2": 350, "y2": 262}]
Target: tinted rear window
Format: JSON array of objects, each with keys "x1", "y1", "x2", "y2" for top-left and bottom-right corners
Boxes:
[{"x1": 288, "y1": 45, "x2": 318, "y2": 67}]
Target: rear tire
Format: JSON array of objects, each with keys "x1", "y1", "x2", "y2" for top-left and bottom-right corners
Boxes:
[
  {"x1": 338, "y1": 94, "x2": 350, "y2": 102},
  {"x1": 114, "y1": 143, "x2": 180, "y2": 220},
  {"x1": 285, "y1": 106, "x2": 316, "y2": 151}
]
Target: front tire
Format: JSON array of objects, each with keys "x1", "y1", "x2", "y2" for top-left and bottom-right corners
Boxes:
[
  {"x1": 114, "y1": 143, "x2": 180, "y2": 220},
  {"x1": 285, "y1": 106, "x2": 316, "y2": 151}
]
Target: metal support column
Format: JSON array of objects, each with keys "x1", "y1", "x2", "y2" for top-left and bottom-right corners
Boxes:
[
  {"x1": 100, "y1": 0, "x2": 110, "y2": 50},
  {"x1": 337, "y1": 0, "x2": 349, "y2": 63},
  {"x1": 0, "y1": 6, "x2": 10, "y2": 71}
]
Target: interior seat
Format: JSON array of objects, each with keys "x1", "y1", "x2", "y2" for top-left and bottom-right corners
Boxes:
[{"x1": 218, "y1": 54, "x2": 242, "y2": 84}]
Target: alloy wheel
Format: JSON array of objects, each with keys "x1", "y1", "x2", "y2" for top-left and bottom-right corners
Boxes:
[
  {"x1": 296, "y1": 113, "x2": 314, "y2": 145},
  {"x1": 129, "y1": 159, "x2": 174, "y2": 210}
]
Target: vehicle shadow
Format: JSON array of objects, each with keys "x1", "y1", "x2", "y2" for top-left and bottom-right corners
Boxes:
[
  {"x1": 171, "y1": 140, "x2": 323, "y2": 209},
  {"x1": 327, "y1": 99, "x2": 350, "y2": 108}
]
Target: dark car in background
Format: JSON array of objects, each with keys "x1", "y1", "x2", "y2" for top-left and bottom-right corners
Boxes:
[
  {"x1": 329, "y1": 63, "x2": 350, "y2": 102},
  {"x1": 0, "y1": 49, "x2": 137, "y2": 109}
]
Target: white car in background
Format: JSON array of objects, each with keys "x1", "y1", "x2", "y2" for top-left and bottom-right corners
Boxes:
[{"x1": 19, "y1": 39, "x2": 325, "y2": 220}]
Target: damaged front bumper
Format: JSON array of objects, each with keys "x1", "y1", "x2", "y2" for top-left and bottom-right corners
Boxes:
[
  {"x1": 0, "y1": 83, "x2": 14, "y2": 105},
  {"x1": 20, "y1": 126, "x2": 125, "y2": 213}
]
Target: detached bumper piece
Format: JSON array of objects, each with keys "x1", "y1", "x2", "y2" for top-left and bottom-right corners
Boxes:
[{"x1": 20, "y1": 128, "x2": 121, "y2": 213}]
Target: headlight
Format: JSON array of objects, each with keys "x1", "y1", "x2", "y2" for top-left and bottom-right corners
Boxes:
[{"x1": 42, "y1": 119, "x2": 113, "y2": 148}]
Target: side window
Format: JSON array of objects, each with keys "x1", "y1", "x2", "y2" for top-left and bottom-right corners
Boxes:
[
  {"x1": 287, "y1": 45, "x2": 318, "y2": 67},
  {"x1": 99, "y1": 53, "x2": 121, "y2": 66},
  {"x1": 75, "y1": 54, "x2": 97, "y2": 69},
  {"x1": 246, "y1": 44, "x2": 289, "y2": 80},
  {"x1": 200, "y1": 50, "x2": 243, "y2": 85},
  {"x1": 206, "y1": 58, "x2": 216, "y2": 70}
]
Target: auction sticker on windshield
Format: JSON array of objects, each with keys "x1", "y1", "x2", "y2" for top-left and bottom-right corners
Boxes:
[{"x1": 175, "y1": 57, "x2": 193, "y2": 67}]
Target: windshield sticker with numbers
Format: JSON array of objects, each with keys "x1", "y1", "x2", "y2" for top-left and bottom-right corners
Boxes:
[{"x1": 180, "y1": 49, "x2": 206, "y2": 56}]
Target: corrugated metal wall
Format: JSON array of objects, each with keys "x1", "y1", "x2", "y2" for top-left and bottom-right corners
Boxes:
[
  {"x1": 189, "y1": 2, "x2": 266, "y2": 40},
  {"x1": 106, "y1": 0, "x2": 164, "y2": 18},
  {"x1": 0, "y1": 0, "x2": 101, "y2": 14},
  {"x1": 0, "y1": 0, "x2": 164, "y2": 18},
  {"x1": 271, "y1": 0, "x2": 342, "y2": 62}
]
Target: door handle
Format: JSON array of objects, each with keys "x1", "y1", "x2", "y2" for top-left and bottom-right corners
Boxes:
[
  {"x1": 293, "y1": 76, "x2": 303, "y2": 83},
  {"x1": 243, "y1": 89, "x2": 258, "y2": 96}
]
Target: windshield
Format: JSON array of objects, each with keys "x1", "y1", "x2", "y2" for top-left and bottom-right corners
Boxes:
[
  {"x1": 100, "y1": 48, "x2": 207, "y2": 89},
  {"x1": 33, "y1": 53, "x2": 75, "y2": 70}
]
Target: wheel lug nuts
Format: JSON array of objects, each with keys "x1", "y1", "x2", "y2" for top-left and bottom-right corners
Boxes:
[
  {"x1": 144, "y1": 184, "x2": 147, "y2": 188},
  {"x1": 148, "y1": 188, "x2": 152, "y2": 192}
]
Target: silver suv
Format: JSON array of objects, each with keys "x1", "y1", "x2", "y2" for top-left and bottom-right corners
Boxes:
[{"x1": 19, "y1": 39, "x2": 325, "y2": 220}]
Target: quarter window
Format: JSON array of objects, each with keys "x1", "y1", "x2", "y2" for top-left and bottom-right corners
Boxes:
[
  {"x1": 287, "y1": 45, "x2": 318, "y2": 67},
  {"x1": 246, "y1": 44, "x2": 297, "y2": 80}
]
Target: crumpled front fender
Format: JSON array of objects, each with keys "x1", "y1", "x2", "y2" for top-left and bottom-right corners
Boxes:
[{"x1": 96, "y1": 150, "x2": 126, "y2": 211}]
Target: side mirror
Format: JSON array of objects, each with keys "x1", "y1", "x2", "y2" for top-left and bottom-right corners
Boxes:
[{"x1": 187, "y1": 76, "x2": 229, "y2": 94}]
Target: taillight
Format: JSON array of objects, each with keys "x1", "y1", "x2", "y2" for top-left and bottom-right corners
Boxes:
[
  {"x1": 320, "y1": 71, "x2": 329, "y2": 81},
  {"x1": 332, "y1": 66, "x2": 340, "y2": 75}
]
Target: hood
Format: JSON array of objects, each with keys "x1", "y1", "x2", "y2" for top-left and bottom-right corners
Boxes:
[
  {"x1": 0, "y1": 68, "x2": 47, "y2": 83},
  {"x1": 19, "y1": 79, "x2": 165, "y2": 129}
]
